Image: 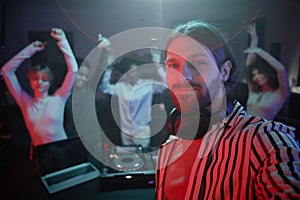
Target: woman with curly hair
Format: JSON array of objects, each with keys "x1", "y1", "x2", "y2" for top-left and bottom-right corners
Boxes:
[{"x1": 244, "y1": 23, "x2": 290, "y2": 120}]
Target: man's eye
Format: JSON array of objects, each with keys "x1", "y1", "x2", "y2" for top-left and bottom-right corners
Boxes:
[
  {"x1": 166, "y1": 63, "x2": 178, "y2": 69},
  {"x1": 193, "y1": 60, "x2": 205, "y2": 66}
]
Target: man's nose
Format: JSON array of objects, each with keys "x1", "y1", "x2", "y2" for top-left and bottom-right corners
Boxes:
[{"x1": 181, "y1": 62, "x2": 193, "y2": 81}]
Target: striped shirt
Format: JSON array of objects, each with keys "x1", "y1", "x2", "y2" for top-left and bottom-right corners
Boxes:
[{"x1": 155, "y1": 101, "x2": 300, "y2": 199}]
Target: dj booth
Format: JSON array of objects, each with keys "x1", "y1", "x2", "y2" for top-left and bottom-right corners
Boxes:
[
  {"x1": 0, "y1": 145, "x2": 158, "y2": 200},
  {"x1": 99, "y1": 145, "x2": 158, "y2": 191}
]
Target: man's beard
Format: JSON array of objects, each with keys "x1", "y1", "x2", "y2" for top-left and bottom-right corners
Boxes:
[{"x1": 169, "y1": 86, "x2": 212, "y2": 115}]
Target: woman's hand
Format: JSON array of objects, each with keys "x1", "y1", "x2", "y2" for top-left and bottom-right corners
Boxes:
[
  {"x1": 32, "y1": 40, "x2": 47, "y2": 52},
  {"x1": 245, "y1": 23, "x2": 259, "y2": 66},
  {"x1": 247, "y1": 23, "x2": 258, "y2": 46},
  {"x1": 150, "y1": 47, "x2": 161, "y2": 64},
  {"x1": 50, "y1": 28, "x2": 66, "y2": 42},
  {"x1": 97, "y1": 33, "x2": 111, "y2": 48},
  {"x1": 244, "y1": 47, "x2": 261, "y2": 54}
]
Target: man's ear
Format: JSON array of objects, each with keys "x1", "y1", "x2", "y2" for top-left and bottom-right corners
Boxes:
[{"x1": 220, "y1": 60, "x2": 232, "y2": 81}]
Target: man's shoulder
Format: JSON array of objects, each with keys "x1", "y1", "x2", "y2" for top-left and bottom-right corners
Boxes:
[
  {"x1": 232, "y1": 108, "x2": 291, "y2": 132},
  {"x1": 229, "y1": 101, "x2": 266, "y2": 130},
  {"x1": 230, "y1": 101, "x2": 295, "y2": 136},
  {"x1": 233, "y1": 112, "x2": 298, "y2": 145}
]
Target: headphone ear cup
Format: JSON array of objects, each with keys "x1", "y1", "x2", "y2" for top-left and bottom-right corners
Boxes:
[
  {"x1": 164, "y1": 102, "x2": 233, "y2": 140},
  {"x1": 165, "y1": 115, "x2": 173, "y2": 135},
  {"x1": 165, "y1": 108, "x2": 181, "y2": 135}
]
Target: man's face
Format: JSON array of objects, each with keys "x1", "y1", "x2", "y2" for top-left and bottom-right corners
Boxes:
[
  {"x1": 76, "y1": 66, "x2": 89, "y2": 88},
  {"x1": 165, "y1": 36, "x2": 226, "y2": 114}
]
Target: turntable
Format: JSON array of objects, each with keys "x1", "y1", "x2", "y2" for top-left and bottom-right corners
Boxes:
[
  {"x1": 113, "y1": 153, "x2": 145, "y2": 172},
  {"x1": 100, "y1": 145, "x2": 158, "y2": 191}
]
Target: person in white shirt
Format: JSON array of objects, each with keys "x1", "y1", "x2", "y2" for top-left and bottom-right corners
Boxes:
[
  {"x1": 1, "y1": 28, "x2": 78, "y2": 147},
  {"x1": 100, "y1": 52, "x2": 166, "y2": 148}
]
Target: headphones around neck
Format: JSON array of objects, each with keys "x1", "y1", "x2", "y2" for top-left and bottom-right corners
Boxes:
[{"x1": 165, "y1": 101, "x2": 233, "y2": 140}]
